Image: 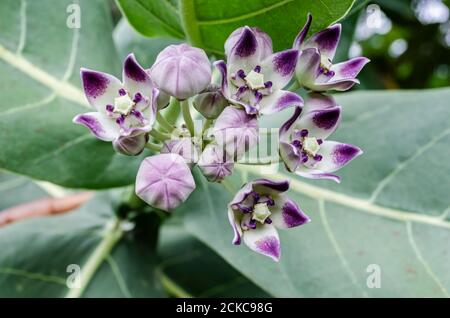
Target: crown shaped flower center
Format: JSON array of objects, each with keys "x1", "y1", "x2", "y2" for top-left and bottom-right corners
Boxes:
[{"x1": 244, "y1": 70, "x2": 265, "y2": 90}]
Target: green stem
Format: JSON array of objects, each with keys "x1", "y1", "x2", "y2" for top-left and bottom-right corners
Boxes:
[
  {"x1": 202, "y1": 119, "x2": 213, "y2": 134},
  {"x1": 145, "y1": 142, "x2": 162, "y2": 152},
  {"x1": 156, "y1": 269, "x2": 193, "y2": 298},
  {"x1": 156, "y1": 112, "x2": 175, "y2": 132},
  {"x1": 149, "y1": 129, "x2": 171, "y2": 142},
  {"x1": 287, "y1": 80, "x2": 300, "y2": 92},
  {"x1": 181, "y1": 99, "x2": 195, "y2": 136},
  {"x1": 179, "y1": 0, "x2": 202, "y2": 47},
  {"x1": 66, "y1": 218, "x2": 122, "y2": 298},
  {"x1": 165, "y1": 97, "x2": 181, "y2": 125}
]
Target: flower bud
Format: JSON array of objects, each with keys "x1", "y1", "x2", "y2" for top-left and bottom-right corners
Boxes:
[
  {"x1": 112, "y1": 133, "x2": 148, "y2": 156},
  {"x1": 198, "y1": 144, "x2": 234, "y2": 182},
  {"x1": 135, "y1": 153, "x2": 196, "y2": 211},
  {"x1": 161, "y1": 137, "x2": 200, "y2": 168},
  {"x1": 150, "y1": 44, "x2": 212, "y2": 100},
  {"x1": 193, "y1": 84, "x2": 228, "y2": 119}
]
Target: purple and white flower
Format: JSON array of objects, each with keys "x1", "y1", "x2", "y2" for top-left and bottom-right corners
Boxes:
[
  {"x1": 73, "y1": 54, "x2": 158, "y2": 154},
  {"x1": 279, "y1": 95, "x2": 362, "y2": 182},
  {"x1": 228, "y1": 178, "x2": 310, "y2": 261},
  {"x1": 150, "y1": 43, "x2": 212, "y2": 100},
  {"x1": 135, "y1": 153, "x2": 196, "y2": 211},
  {"x1": 294, "y1": 14, "x2": 370, "y2": 92},
  {"x1": 212, "y1": 106, "x2": 259, "y2": 160},
  {"x1": 198, "y1": 144, "x2": 234, "y2": 182},
  {"x1": 215, "y1": 26, "x2": 304, "y2": 115}
]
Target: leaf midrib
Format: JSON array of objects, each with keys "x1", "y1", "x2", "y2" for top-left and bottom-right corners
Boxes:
[
  {"x1": 0, "y1": 44, "x2": 89, "y2": 109},
  {"x1": 236, "y1": 165, "x2": 450, "y2": 230}
]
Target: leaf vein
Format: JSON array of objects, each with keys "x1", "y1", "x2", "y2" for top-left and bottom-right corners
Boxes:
[
  {"x1": 196, "y1": 0, "x2": 294, "y2": 25},
  {"x1": 319, "y1": 199, "x2": 368, "y2": 297},
  {"x1": 369, "y1": 127, "x2": 450, "y2": 202},
  {"x1": 406, "y1": 222, "x2": 449, "y2": 297}
]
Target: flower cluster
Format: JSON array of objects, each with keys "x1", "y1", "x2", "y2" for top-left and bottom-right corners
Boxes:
[{"x1": 73, "y1": 15, "x2": 367, "y2": 262}]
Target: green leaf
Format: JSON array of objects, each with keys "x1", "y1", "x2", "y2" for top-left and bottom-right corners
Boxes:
[
  {"x1": 178, "y1": 88, "x2": 450, "y2": 297},
  {"x1": 0, "y1": 192, "x2": 164, "y2": 297},
  {"x1": 116, "y1": 0, "x2": 184, "y2": 39},
  {"x1": 113, "y1": 18, "x2": 182, "y2": 66},
  {"x1": 0, "y1": 171, "x2": 49, "y2": 211},
  {"x1": 157, "y1": 221, "x2": 270, "y2": 297},
  {"x1": 119, "y1": 0, "x2": 355, "y2": 54},
  {"x1": 0, "y1": 0, "x2": 145, "y2": 188}
]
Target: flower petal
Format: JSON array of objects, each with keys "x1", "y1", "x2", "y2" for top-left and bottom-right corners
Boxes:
[
  {"x1": 225, "y1": 26, "x2": 272, "y2": 60},
  {"x1": 302, "y1": 24, "x2": 341, "y2": 60},
  {"x1": 279, "y1": 106, "x2": 302, "y2": 142},
  {"x1": 295, "y1": 168, "x2": 341, "y2": 183},
  {"x1": 213, "y1": 60, "x2": 229, "y2": 98},
  {"x1": 259, "y1": 90, "x2": 303, "y2": 115},
  {"x1": 331, "y1": 57, "x2": 370, "y2": 81},
  {"x1": 213, "y1": 107, "x2": 259, "y2": 159},
  {"x1": 303, "y1": 92, "x2": 337, "y2": 113},
  {"x1": 122, "y1": 53, "x2": 153, "y2": 97},
  {"x1": 293, "y1": 13, "x2": 312, "y2": 49},
  {"x1": 229, "y1": 182, "x2": 254, "y2": 207},
  {"x1": 73, "y1": 112, "x2": 119, "y2": 141},
  {"x1": 252, "y1": 178, "x2": 290, "y2": 195},
  {"x1": 271, "y1": 195, "x2": 310, "y2": 229},
  {"x1": 227, "y1": 26, "x2": 262, "y2": 73},
  {"x1": 307, "y1": 78, "x2": 360, "y2": 92},
  {"x1": 313, "y1": 140, "x2": 363, "y2": 173},
  {"x1": 261, "y1": 49, "x2": 298, "y2": 89},
  {"x1": 228, "y1": 207, "x2": 243, "y2": 245},
  {"x1": 279, "y1": 141, "x2": 301, "y2": 172},
  {"x1": 296, "y1": 106, "x2": 341, "y2": 140},
  {"x1": 295, "y1": 48, "x2": 321, "y2": 88},
  {"x1": 135, "y1": 153, "x2": 196, "y2": 211},
  {"x1": 243, "y1": 224, "x2": 281, "y2": 262},
  {"x1": 80, "y1": 68, "x2": 123, "y2": 112}
]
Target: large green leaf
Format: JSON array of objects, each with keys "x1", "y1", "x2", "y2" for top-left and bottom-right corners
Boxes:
[
  {"x1": 0, "y1": 192, "x2": 164, "y2": 297},
  {"x1": 113, "y1": 18, "x2": 182, "y2": 66},
  {"x1": 116, "y1": 0, "x2": 184, "y2": 39},
  {"x1": 0, "y1": 171, "x2": 49, "y2": 211},
  {"x1": 119, "y1": 0, "x2": 356, "y2": 54},
  {"x1": 0, "y1": 0, "x2": 145, "y2": 189},
  {"x1": 178, "y1": 88, "x2": 450, "y2": 297},
  {"x1": 157, "y1": 221, "x2": 270, "y2": 297}
]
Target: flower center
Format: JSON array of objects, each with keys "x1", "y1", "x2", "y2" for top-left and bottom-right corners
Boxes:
[
  {"x1": 233, "y1": 191, "x2": 275, "y2": 231},
  {"x1": 303, "y1": 137, "x2": 320, "y2": 156},
  {"x1": 319, "y1": 55, "x2": 335, "y2": 76},
  {"x1": 114, "y1": 94, "x2": 135, "y2": 115},
  {"x1": 244, "y1": 70, "x2": 265, "y2": 90},
  {"x1": 230, "y1": 66, "x2": 273, "y2": 112},
  {"x1": 252, "y1": 202, "x2": 272, "y2": 224},
  {"x1": 291, "y1": 129, "x2": 323, "y2": 163}
]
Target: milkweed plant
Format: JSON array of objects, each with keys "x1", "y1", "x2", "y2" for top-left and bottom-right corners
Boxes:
[{"x1": 73, "y1": 14, "x2": 368, "y2": 262}]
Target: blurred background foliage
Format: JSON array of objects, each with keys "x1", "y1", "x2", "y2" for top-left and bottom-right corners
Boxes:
[
  {"x1": 338, "y1": 0, "x2": 450, "y2": 90},
  {"x1": 111, "y1": 0, "x2": 450, "y2": 90}
]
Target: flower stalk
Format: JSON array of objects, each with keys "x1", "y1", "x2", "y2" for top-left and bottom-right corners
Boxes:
[
  {"x1": 156, "y1": 112, "x2": 175, "y2": 133},
  {"x1": 181, "y1": 99, "x2": 196, "y2": 136}
]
